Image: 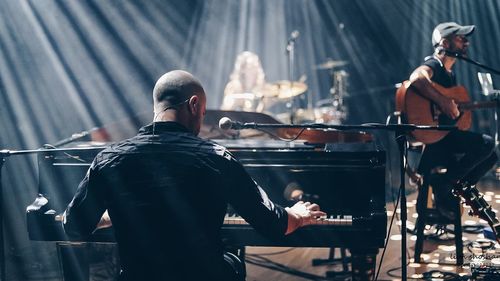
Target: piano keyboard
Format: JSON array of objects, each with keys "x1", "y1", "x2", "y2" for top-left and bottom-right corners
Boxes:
[
  {"x1": 54, "y1": 213, "x2": 354, "y2": 226},
  {"x1": 224, "y1": 214, "x2": 353, "y2": 226}
]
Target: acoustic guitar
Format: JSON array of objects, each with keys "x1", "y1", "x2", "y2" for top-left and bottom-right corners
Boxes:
[{"x1": 395, "y1": 81, "x2": 496, "y2": 144}]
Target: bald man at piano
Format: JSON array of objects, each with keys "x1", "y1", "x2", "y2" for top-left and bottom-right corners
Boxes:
[{"x1": 62, "y1": 70, "x2": 325, "y2": 281}]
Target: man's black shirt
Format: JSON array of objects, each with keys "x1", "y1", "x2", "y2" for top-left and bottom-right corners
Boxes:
[
  {"x1": 63, "y1": 121, "x2": 288, "y2": 280},
  {"x1": 424, "y1": 56, "x2": 457, "y2": 88}
]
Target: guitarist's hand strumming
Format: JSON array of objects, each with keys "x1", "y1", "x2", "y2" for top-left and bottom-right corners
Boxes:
[{"x1": 438, "y1": 97, "x2": 460, "y2": 119}]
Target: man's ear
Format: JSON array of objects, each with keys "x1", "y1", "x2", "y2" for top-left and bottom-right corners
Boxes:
[
  {"x1": 188, "y1": 95, "x2": 199, "y2": 114},
  {"x1": 441, "y1": 38, "x2": 451, "y2": 49}
]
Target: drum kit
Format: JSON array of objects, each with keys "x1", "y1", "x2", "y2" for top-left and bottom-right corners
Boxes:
[{"x1": 222, "y1": 58, "x2": 349, "y2": 124}]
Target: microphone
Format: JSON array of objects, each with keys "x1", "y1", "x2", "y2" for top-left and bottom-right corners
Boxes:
[
  {"x1": 288, "y1": 30, "x2": 300, "y2": 43},
  {"x1": 45, "y1": 127, "x2": 101, "y2": 148},
  {"x1": 218, "y1": 117, "x2": 244, "y2": 130}
]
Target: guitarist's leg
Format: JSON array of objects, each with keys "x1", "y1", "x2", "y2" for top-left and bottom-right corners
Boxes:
[
  {"x1": 417, "y1": 131, "x2": 496, "y2": 219},
  {"x1": 461, "y1": 152, "x2": 498, "y2": 185},
  {"x1": 428, "y1": 131, "x2": 497, "y2": 221},
  {"x1": 417, "y1": 143, "x2": 450, "y2": 178},
  {"x1": 417, "y1": 143, "x2": 458, "y2": 219},
  {"x1": 434, "y1": 130, "x2": 496, "y2": 185}
]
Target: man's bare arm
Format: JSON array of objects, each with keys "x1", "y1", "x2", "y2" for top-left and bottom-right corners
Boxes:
[{"x1": 409, "y1": 65, "x2": 459, "y2": 119}]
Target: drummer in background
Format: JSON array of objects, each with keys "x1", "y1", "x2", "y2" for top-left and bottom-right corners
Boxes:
[{"x1": 221, "y1": 51, "x2": 267, "y2": 112}]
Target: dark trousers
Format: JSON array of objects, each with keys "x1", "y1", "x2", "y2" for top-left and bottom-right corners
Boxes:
[
  {"x1": 418, "y1": 130, "x2": 497, "y2": 187},
  {"x1": 117, "y1": 251, "x2": 245, "y2": 281}
]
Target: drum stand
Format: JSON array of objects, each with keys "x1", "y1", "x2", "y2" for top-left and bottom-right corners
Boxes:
[{"x1": 286, "y1": 31, "x2": 297, "y2": 124}]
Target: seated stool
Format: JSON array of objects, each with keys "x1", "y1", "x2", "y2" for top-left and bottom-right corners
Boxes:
[
  {"x1": 413, "y1": 174, "x2": 464, "y2": 265},
  {"x1": 384, "y1": 112, "x2": 464, "y2": 265}
]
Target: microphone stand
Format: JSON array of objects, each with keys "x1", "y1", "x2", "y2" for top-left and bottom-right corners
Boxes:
[
  {"x1": 495, "y1": 95, "x2": 500, "y2": 146},
  {"x1": 0, "y1": 146, "x2": 106, "y2": 281},
  {"x1": 286, "y1": 35, "x2": 296, "y2": 124},
  {"x1": 0, "y1": 155, "x2": 4, "y2": 281},
  {"x1": 47, "y1": 127, "x2": 100, "y2": 148},
  {"x1": 226, "y1": 121, "x2": 456, "y2": 281},
  {"x1": 0, "y1": 125, "x2": 101, "y2": 281}
]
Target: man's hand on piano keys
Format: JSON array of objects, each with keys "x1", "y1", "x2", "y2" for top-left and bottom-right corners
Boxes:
[{"x1": 285, "y1": 201, "x2": 326, "y2": 235}]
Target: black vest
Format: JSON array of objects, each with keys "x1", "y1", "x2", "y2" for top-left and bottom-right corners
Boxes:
[{"x1": 423, "y1": 56, "x2": 457, "y2": 88}]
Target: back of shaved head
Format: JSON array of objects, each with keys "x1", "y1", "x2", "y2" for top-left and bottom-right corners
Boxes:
[{"x1": 153, "y1": 70, "x2": 205, "y2": 112}]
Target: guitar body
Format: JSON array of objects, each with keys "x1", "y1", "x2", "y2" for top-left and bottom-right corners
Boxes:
[{"x1": 395, "y1": 81, "x2": 471, "y2": 144}]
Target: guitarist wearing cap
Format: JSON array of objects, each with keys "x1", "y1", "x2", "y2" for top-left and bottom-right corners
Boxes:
[{"x1": 397, "y1": 22, "x2": 499, "y2": 232}]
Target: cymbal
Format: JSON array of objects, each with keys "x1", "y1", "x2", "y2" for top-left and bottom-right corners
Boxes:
[
  {"x1": 315, "y1": 59, "x2": 348, "y2": 70},
  {"x1": 262, "y1": 81, "x2": 307, "y2": 99}
]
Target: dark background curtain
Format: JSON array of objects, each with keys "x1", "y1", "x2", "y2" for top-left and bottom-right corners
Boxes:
[{"x1": 1, "y1": 0, "x2": 499, "y2": 280}]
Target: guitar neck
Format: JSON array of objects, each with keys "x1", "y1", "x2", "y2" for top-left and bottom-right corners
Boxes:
[{"x1": 459, "y1": 100, "x2": 497, "y2": 111}]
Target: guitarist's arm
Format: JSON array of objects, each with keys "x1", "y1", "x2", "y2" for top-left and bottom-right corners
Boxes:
[{"x1": 409, "y1": 65, "x2": 460, "y2": 119}]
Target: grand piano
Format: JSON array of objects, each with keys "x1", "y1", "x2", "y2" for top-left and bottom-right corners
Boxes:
[{"x1": 26, "y1": 110, "x2": 387, "y2": 280}]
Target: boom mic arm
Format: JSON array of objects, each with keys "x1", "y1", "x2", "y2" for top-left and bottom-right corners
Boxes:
[
  {"x1": 444, "y1": 50, "x2": 500, "y2": 75},
  {"x1": 217, "y1": 117, "x2": 458, "y2": 131}
]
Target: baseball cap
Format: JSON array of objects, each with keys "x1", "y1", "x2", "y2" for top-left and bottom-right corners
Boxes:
[{"x1": 432, "y1": 22, "x2": 475, "y2": 46}]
